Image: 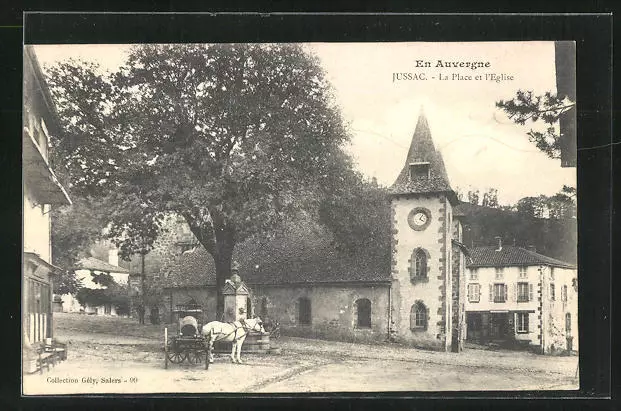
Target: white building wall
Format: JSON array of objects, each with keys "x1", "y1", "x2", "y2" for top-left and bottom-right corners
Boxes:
[
  {"x1": 23, "y1": 185, "x2": 51, "y2": 263},
  {"x1": 540, "y1": 266, "x2": 578, "y2": 353}
]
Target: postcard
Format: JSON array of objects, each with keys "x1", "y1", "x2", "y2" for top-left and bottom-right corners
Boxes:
[{"x1": 23, "y1": 40, "x2": 578, "y2": 394}]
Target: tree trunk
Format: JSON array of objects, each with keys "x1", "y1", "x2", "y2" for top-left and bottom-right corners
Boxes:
[
  {"x1": 213, "y1": 246, "x2": 233, "y2": 319},
  {"x1": 183, "y1": 210, "x2": 236, "y2": 319}
]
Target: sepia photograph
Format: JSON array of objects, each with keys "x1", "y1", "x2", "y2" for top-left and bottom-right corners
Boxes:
[{"x1": 22, "y1": 40, "x2": 578, "y2": 394}]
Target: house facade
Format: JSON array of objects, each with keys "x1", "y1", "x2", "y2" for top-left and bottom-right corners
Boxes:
[
  {"x1": 61, "y1": 253, "x2": 130, "y2": 316},
  {"x1": 464, "y1": 241, "x2": 578, "y2": 353},
  {"x1": 23, "y1": 46, "x2": 72, "y2": 370}
]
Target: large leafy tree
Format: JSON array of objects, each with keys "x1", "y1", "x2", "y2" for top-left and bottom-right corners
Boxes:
[{"x1": 46, "y1": 44, "x2": 351, "y2": 315}]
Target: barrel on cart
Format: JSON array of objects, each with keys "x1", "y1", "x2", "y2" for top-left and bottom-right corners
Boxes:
[{"x1": 164, "y1": 303, "x2": 211, "y2": 370}]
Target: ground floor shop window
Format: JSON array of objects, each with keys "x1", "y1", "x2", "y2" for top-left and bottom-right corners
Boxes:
[{"x1": 516, "y1": 312, "x2": 529, "y2": 333}]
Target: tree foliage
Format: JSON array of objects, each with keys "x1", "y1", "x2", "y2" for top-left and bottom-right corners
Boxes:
[
  {"x1": 515, "y1": 187, "x2": 575, "y2": 220},
  {"x1": 51, "y1": 196, "x2": 107, "y2": 294},
  {"x1": 46, "y1": 44, "x2": 353, "y2": 314},
  {"x1": 496, "y1": 90, "x2": 575, "y2": 160},
  {"x1": 318, "y1": 174, "x2": 390, "y2": 260}
]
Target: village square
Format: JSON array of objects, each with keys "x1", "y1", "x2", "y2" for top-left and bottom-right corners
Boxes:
[{"x1": 22, "y1": 42, "x2": 578, "y2": 393}]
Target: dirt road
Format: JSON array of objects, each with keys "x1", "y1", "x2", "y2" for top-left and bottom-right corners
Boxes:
[{"x1": 23, "y1": 313, "x2": 579, "y2": 394}]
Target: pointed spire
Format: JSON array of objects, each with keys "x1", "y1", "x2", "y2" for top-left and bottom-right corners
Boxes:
[{"x1": 390, "y1": 111, "x2": 455, "y2": 201}]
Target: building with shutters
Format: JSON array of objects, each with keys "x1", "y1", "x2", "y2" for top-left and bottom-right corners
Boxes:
[{"x1": 464, "y1": 240, "x2": 577, "y2": 353}]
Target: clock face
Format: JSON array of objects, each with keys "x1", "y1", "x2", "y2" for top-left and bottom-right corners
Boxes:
[
  {"x1": 413, "y1": 212, "x2": 428, "y2": 226},
  {"x1": 407, "y1": 208, "x2": 432, "y2": 231}
]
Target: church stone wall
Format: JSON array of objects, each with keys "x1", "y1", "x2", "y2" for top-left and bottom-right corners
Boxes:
[
  {"x1": 390, "y1": 194, "x2": 453, "y2": 350},
  {"x1": 249, "y1": 283, "x2": 390, "y2": 343}
]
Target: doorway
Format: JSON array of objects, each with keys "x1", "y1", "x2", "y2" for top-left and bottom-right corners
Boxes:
[{"x1": 489, "y1": 312, "x2": 510, "y2": 340}]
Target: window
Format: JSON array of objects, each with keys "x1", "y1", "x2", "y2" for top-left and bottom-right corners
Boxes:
[
  {"x1": 550, "y1": 267, "x2": 555, "y2": 280},
  {"x1": 519, "y1": 266, "x2": 528, "y2": 279},
  {"x1": 492, "y1": 283, "x2": 507, "y2": 303},
  {"x1": 516, "y1": 313, "x2": 529, "y2": 333},
  {"x1": 469, "y1": 269, "x2": 478, "y2": 281},
  {"x1": 410, "y1": 249, "x2": 428, "y2": 281},
  {"x1": 409, "y1": 162, "x2": 430, "y2": 180},
  {"x1": 298, "y1": 297, "x2": 311, "y2": 325},
  {"x1": 467, "y1": 284, "x2": 480, "y2": 303},
  {"x1": 561, "y1": 285, "x2": 568, "y2": 302},
  {"x1": 550, "y1": 284, "x2": 556, "y2": 301},
  {"x1": 495, "y1": 267, "x2": 504, "y2": 280},
  {"x1": 410, "y1": 302, "x2": 427, "y2": 330},
  {"x1": 355, "y1": 298, "x2": 372, "y2": 328},
  {"x1": 565, "y1": 313, "x2": 571, "y2": 333},
  {"x1": 517, "y1": 282, "x2": 532, "y2": 302}
]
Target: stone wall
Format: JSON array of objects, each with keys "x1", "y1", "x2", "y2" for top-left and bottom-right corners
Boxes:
[
  {"x1": 451, "y1": 218, "x2": 466, "y2": 352},
  {"x1": 250, "y1": 283, "x2": 390, "y2": 343}
]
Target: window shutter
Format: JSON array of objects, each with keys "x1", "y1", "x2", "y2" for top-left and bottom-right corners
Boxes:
[
  {"x1": 477, "y1": 284, "x2": 481, "y2": 301},
  {"x1": 529, "y1": 284, "x2": 534, "y2": 301},
  {"x1": 514, "y1": 313, "x2": 518, "y2": 333},
  {"x1": 489, "y1": 285, "x2": 493, "y2": 302},
  {"x1": 504, "y1": 284, "x2": 508, "y2": 301},
  {"x1": 512, "y1": 283, "x2": 517, "y2": 301}
]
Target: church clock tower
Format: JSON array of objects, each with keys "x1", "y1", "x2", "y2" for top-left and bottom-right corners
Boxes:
[{"x1": 388, "y1": 111, "x2": 462, "y2": 351}]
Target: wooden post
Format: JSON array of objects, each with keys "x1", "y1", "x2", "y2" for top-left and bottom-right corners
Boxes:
[{"x1": 164, "y1": 327, "x2": 168, "y2": 369}]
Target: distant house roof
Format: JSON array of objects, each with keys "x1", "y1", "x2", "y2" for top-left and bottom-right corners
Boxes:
[
  {"x1": 74, "y1": 257, "x2": 130, "y2": 274},
  {"x1": 468, "y1": 246, "x2": 576, "y2": 269},
  {"x1": 162, "y1": 224, "x2": 390, "y2": 289},
  {"x1": 388, "y1": 112, "x2": 457, "y2": 203}
]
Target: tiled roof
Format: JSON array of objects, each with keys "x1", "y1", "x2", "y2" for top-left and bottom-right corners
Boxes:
[
  {"x1": 74, "y1": 257, "x2": 130, "y2": 274},
  {"x1": 468, "y1": 246, "x2": 576, "y2": 269},
  {"x1": 162, "y1": 224, "x2": 390, "y2": 289},
  {"x1": 388, "y1": 112, "x2": 456, "y2": 200}
]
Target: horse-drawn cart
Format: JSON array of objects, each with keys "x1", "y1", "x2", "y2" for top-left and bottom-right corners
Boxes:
[{"x1": 164, "y1": 303, "x2": 211, "y2": 370}]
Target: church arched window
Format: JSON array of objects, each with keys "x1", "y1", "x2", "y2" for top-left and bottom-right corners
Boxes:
[
  {"x1": 410, "y1": 248, "x2": 429, "y2": 281},
  {"x1": 354, "y1": 298, "x2": 372, "y2": 328},
  {"x1": 410, "y1": 301, "x2": 428, "y2": 330}
]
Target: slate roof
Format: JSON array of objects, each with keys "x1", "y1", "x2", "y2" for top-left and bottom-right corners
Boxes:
[
  {"x1": 162, "y1": 223, "x2": 391, "y2": 289},
  {"x1": 468, "y1": 246, "x2": 576, "y2": 269},
  {"x1": 74, "y1": 257, "x2": 130, "y2": 274},
  {"x1": 389, "y1": 112, "x2": 456, "y2": 202}
]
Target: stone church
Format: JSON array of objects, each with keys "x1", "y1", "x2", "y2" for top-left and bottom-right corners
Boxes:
[
  {"x1": 155, "y1": 112, "x2": 576, "y2": 354},
  {"x1": 387, "y1": 112, "x2": 467, "y2": 352}
]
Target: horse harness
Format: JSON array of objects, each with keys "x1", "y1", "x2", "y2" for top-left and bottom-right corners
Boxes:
[{"x1": 210, "y1": 319, "x2": 257, "y2": 343}]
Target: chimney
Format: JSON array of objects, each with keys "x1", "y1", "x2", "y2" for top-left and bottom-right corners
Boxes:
[
  {"x1": 526, "y1": 245, "x2": 536, "y2": 253},
  {"x1": 108, "y1": 249, "x2": 119, "y2": 267},
  {"x1": 494, "y1": 236, "x2": 502, "y2": 251}
]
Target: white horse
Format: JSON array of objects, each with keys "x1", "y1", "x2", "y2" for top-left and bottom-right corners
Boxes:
[{"x1": 202, "y1": 317, "x2": 265, "y2": 364}]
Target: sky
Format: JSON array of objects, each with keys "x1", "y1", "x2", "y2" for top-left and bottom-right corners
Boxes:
[{"x1": 34, "y1": 42, "x2": 575, "y2": 205}]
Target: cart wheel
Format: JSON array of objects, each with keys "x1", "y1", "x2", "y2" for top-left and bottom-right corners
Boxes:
[
  {"x1": 167, "y1": 350, "x2": 186, "y2": 364},
  {"x1": 186, "y1": 350, "x2": 204, "y2": 364}
]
